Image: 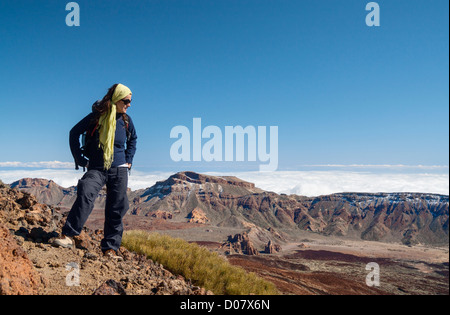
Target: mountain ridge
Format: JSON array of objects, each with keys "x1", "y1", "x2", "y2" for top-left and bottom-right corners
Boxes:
[{"x1": 9, "y1": 171, "x2": 450, "y2": 246}]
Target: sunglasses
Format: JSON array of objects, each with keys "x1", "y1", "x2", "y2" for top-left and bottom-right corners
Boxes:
[{"x1": 121, "y1": 99, "x2": 132, "y2": 105}]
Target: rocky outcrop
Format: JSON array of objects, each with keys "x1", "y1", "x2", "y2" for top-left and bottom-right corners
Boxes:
[
  {"x1": 0, "y1": 181, "x2": 56, "y2": 232},
  {"x1": 187, "y1": 208, "x2": 209, "y2": 224},
  {"x1": 0, "y1": 181, "x2": 211, "y2": 296},
  {"x1": 264, "y1": 240, "x2": 281, "y2": 254},
  {"x1": 222, "y1": 232, "x2": 259, "y2": 255}
]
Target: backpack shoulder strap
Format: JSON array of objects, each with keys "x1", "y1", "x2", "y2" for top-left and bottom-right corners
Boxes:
[{"x1": 122, "y1": 114, "x2": 131, "y2": 141}]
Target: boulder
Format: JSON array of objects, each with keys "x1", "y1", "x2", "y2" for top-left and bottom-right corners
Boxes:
[{"x1": 92, "y1": 279, "x2": 127, "y2": 295}]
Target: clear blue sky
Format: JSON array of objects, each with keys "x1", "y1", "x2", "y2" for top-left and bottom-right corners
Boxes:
[{"x1": 1, "y1": 0, "x2": 448, "y2": 173}]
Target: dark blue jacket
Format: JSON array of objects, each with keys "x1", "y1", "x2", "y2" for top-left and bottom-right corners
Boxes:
[{"x1": 70, "y1": 103, "x2": 137, "y2": 170}]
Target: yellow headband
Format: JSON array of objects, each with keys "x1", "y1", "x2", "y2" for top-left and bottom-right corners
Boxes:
[{"x1": 112, "y1": 83, "x2": 132, "y2": 104}]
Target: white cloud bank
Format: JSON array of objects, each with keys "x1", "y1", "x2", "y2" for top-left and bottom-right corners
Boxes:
[
  {"x1": 300, "y1": 164, "x2": 449, "y2": 170},
  {"x1": 214, "y1": 171, "x2": 449, "y2": 197},
  {"x1": 0, "y1": 168, "x2": 173, "y2": 192},
  {"x1": 0, "y1": 161, "x2": 74, "y2": 169},
  {"x1": 1, "y1": 166, "x2": 448, "y2": 197}
]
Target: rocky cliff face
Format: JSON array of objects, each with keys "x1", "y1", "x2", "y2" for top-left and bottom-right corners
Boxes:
[
  {"x1": 11, "y1": 172, "x2": 450, "y2": 246},
  {"x1": 293, "y1": 193, "x2": 449, "y2": 245},
  {"x1": 128, "y1": 173, "x2": 449, "y2": 246}
]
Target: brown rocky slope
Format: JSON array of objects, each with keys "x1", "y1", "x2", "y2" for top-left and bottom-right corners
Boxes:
[{"x1": 0, "y1": 180, "x2": 211, "y2": 295}]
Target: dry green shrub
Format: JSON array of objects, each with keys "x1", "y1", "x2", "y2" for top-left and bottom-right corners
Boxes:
[{"x1": 122, "y1": 230, "x2": 279, "y2": 295}]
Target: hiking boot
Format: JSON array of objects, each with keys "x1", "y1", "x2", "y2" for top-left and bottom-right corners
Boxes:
[
  {"x1": 103, "y1": 249, "x2": 123, "y2": 261},
  {"x1": 52, "y1": 235, "x2": 74, "y2": 248}
]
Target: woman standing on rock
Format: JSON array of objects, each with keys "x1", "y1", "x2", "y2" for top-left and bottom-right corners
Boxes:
[{"x1": 53, "y1": 84, "x2": 137, "y2": 259}]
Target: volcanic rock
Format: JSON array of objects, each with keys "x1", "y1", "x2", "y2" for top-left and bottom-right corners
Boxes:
[
  {"x1": 0, "y1": 180, "x2": 211, "y2": 295},
  {"x1": 0, "y1": 223, "x2": 43, "y2": 295},
  {"x1": 93, "y1": 279, "x2": 127, "y2": 295},
  {"x1": 264, "y1": 240, "x2": 282, "y2": 254},
  {"x1": 222, "y1": 232, "x2": 259, "y2": 255},
  {"x1": 187, "y1": 208, "x2": 209, "y2": 224}
]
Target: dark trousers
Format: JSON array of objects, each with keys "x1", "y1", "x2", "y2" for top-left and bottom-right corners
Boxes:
[{"x1": 62, "y1": 167, "x2": 129, "y2": 252}]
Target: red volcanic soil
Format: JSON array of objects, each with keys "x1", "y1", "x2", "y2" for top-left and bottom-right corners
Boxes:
[
  {"x1": 227, "y1": 249, "x2": 449, "y2": 295},
  {"x1": 283, "y1": 250, "x2": 394, "y2": 265},
  {"x1": 227, "y1": 254, "x2": 387, "y2": 295}
]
